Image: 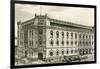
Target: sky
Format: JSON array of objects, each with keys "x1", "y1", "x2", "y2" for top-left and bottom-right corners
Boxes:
[{"x1": 15, "y1": 3, "x2": 95, "y2": 37}]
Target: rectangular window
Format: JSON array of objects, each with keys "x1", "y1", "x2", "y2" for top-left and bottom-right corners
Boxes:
[
  {"x1": 75, "y1": 33, "x2": 77, "y2": 39},
  {"x1": 67, "y1": 32, "x2": 69, "y2": 38}
]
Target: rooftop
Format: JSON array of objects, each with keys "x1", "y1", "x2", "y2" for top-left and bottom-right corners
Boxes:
[{"x1": 19, "y1": 14, "x2": 94, "y2": 30}]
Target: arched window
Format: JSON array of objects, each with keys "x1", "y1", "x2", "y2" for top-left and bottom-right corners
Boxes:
[
  {"x1": 66, "y1": 49, "x2": 69, "y2": 54},
  {"x1": 66, "y1": 41, "x2": 69, "y2": 45},
  {"x1": 79, "y1": 34, "x2": 81, "y2": 38},
  {"x1": 62, "y1": 50, "x2": 64, "y2": 55},
  {"x1": 62, "y1": 40, "x2": 64, "y2": 45},
  {"x1": 71, "y1": 49, "x2": 73, "y2": 54},
  {"x1": 71, "y1": 41, "x2": 73, "y2": 45},
  {"x1": 56, "y1": 40, "x2": 59, "y2": 46},
  {"x1": 56, "y1": 31, "x2": 59, "y2": 38},
  {"x1": 62, "y1": 32, "x2": 64, "y2": 38},
  {"x1": 56, "y1": 50, "x2": 59, "y2": 55},
  {"x1": 50, "y1": 30, "x2": 53, "y2": 38},
  {"x1": 50, "y1": 40, "x2": 53, "y2": 46},
  {"x1": 71, "y1": 32, "x2": 73, "y2": 39},
  {"x1": 49, "y1": 51, "x2": 53, "y2": 56}
]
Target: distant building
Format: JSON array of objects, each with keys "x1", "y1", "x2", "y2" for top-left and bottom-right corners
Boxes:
[{"x1": 16, "y1": 14, "x2": 94, "y2": 61}]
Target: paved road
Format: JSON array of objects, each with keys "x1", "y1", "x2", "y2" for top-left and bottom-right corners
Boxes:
[{"x1": 15, "y1": 54, "x2": 95, "y2": 65}]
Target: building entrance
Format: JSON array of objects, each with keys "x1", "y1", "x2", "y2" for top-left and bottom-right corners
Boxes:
[{"x1": 38, "y1": 53, "x2": 43, "y2": 60}]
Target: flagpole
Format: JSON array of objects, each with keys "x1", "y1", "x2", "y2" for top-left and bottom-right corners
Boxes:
[{"x1": 40, "y1": 5, "x2": 42, "y2": 15}]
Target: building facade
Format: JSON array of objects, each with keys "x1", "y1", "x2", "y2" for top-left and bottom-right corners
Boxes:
[{"x1": 16, "y1": 14, "x2": 94, "y2": 62}]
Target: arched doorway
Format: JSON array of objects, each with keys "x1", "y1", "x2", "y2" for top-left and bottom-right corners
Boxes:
[{"x1": 38, "y1": 53, "x2": 43, "y2": 60}]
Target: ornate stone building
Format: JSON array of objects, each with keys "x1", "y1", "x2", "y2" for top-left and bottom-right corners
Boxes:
[{"x1": 16, "y1": 14, "x2": 94, "y2": 61}]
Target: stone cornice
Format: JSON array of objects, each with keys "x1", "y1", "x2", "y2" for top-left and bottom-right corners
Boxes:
[{"x1": 48, "y1": 18, "x2": 93, "y2": 30}]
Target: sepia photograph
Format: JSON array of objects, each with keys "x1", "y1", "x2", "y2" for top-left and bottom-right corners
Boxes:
[{"x1": 11, "y1": 0, "x2": 96, "y2": 68}]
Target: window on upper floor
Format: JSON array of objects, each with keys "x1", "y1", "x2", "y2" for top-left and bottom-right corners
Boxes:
[
  {"x1": 83, "y1": 41, "x2": 85, "y2": 45},
  {"x1": 20, "y1": 32, "x2": 23, "y2": 40},
  {"x1": 92, "y1": 41, "x2": 94, "y2": 45},
  {"x1": 79, "y1": 41, "x2": 81, "y2": 45},
  {"x1": 50, "y1": 40, "x2": 53, "y2": 46},
  {"x1": 66, "y1": 41, "x2": 69, "y2": 45},
  {"x1": 30, "y1": 30, "x2": 31, "y2": 38},
  {"x1": 32, "y1": 30, "x2": 33, "y2": 38},
  {"x1": 66, "y1": 32, "x2": 69, "y2": 38},
  {"x1": 36, "y1": 41, "x2": 37, "y2": 44},
  {"x1": 29, "y1": 41, "x2": 31, "y2": 46},
  {"x1": 20, "y1": 41, "x2": 23, "y2": 45},
  {"x1": 62, "y1": 40, "x2": 64, "y2": 45},
  {"x1": 31, "y1": 40, "x2": 33, "y2": 46},
  {"x1": 75, "y1": 33, "x2": 77, "y2": 39},
  {"x1": 50, "y1": 30, "x2": 53, "y2": 38},
  {"x1": 92, "y1": 35, "x2": 94, "y2": 39},
  {"x1": 79, "y1": 34, "x2": 81, "y2": 39},
  {"x1": 71, "y1": 32, "x2": 73, "y2": 39},
  {"x1": 62, "y1": 50, "x2": 64, "y2": 55},
  {"x1": 39, "y1": 41, "x2": 42, "y2": 45},
  {"x1": 62, "y1": 32, "x2": 64, "y2": 38},
  {"x1": 56, "y1": 31, "x2": 59, "y2": 38},
  {"x1": 20, "y1": 33, "x2": 21, "y2": 40},
  {"x1": 86, "y1": 35, "x2": 88, "y2": 39},
  {"x1": 56, "y1": 40, "x2": 59, "y2": 46},
  {"x1": 83, "y1": 34, "x2": 85, "y2": 39},
  {"x1": 89, "y1": 41, "x2": 91, "y2": 45},
  {"x1": 71, "y1": 41, "x2": 73, "y2": 45},
  {"x1": 50, "y1": 30, "x2": 53, "y2": 35},
  {"x1": 38, "y1": 19, "x2": 43, "y2": 25},
  {"x1": 86, "y1": 42, "x2": 88, "y2": 45},
  {"x1": 89, "y1": 35, "x2": 91, "y2": 39},
  {"x1": 38, "y1": 36, "x2": 42, "y2": 40}
]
